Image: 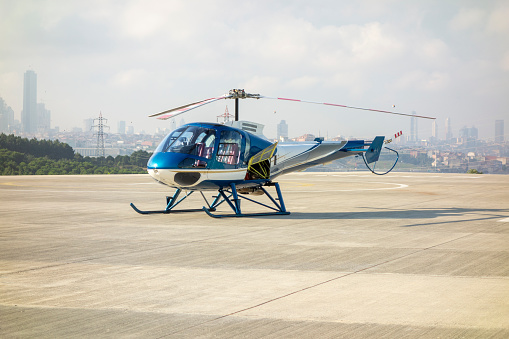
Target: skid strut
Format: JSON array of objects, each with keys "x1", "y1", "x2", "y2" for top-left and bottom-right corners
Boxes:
[
  {"x1": 131, "y1": 182, "x2": 290, "y2": 218},
  {"x1": 204, "y1": 182, "x2": 290, "y2": 218}
]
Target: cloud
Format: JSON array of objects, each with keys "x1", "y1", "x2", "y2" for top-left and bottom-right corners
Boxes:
[
  {"x1": 394, "y1": 70, "x2": 450, "y2": 91},
  {"x1": 449, "y1": 8, "x2": 485, "y2": 31},
  {"x1": 502, "y1": 51, "x2": 509, "y2": 71},
  {"x1": 111, "y1": 69, "x2": 148, "y2": 87},
  {"x1": 486, "y1": 3, "x2": 509, "y2": 35}
]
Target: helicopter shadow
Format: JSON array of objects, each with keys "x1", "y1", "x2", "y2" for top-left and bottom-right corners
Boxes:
[{"x1": 260, "y1": 207, "x2": 508, "y2": 227}]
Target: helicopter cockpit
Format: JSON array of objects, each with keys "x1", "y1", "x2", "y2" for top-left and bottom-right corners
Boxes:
[{"x1": 148, "y1": 123, "x2": 272, "y2": 172}]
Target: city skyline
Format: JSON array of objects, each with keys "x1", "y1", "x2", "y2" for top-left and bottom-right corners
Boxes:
[
  {"x1": 2, "y1": 88, "x2": 506, "y2": 144},
  {"x1": 1, "y1": 1, "x2": 508, "y2": 140}
]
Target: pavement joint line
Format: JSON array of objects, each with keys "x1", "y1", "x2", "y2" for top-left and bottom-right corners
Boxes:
[
  {"x1": 402, "y1": 214, "x2": 507, "y2": 228},
  {"x1": 0, "y1": 223, "x2": 296, "y2": 277},
  {"x1": 159, "y1": 232, "x2": 477, "y2": 338}
]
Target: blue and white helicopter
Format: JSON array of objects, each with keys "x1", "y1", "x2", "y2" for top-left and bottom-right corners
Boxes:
[{"x1": 131, "y1": 89, "x2": 434, "y2": 218}]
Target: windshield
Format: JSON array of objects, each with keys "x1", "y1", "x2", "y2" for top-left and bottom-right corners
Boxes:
[{"x1": 155, "y1": 126, "x2": 216, "y2": 158}]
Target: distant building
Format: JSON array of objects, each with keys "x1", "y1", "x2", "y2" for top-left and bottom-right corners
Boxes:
[
  {"x1": 294, "y1": 133, "x2": 315, "y2": 142},
  {"x1": 495, "y1": 120, "x2": 504, "y2": 143},
  {"x1": 22, "y1": 70, "x2": 38, "y2": 134},
  {"x1": 84, "y1": 118, "x2": 94, "y2": 134},
  {"x1": 276, "y1": 120, "x2": 288, "y2": 141},
  {"x1": 118, "y1": 120, "x2": 126, "y2": 134},
  {"x1": 459, "y1": 126, "x2": 478, "y2": 140},
  {"x1": 170, "y1": 118, "x2": 177, "y2": 131},
  {"x1": 127, "y1": 125, "x2": 134, "y2": 135},
  {"x1": 330, "y1": 135, "x2": 345, "y2": 141},
  {"x1": 37, "y1": 103, "x2": 51, "y2": 134},
  {"x1": 410, "y1": 111, "x2": 418, "y2": 142},
  {"x1": 0, "y1": 97, "x2": 15, "y2": 133},
  {"x1": 431, "y1": 120, "x2": 438, "y2": 142},
  {"x1": 445, "y1": 117, "x2": 453, "y2": 140}
]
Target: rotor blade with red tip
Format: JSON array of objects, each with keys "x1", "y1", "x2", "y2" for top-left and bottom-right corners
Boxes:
[
  {"x1": 149, "y1": 95, "x2": 230, "y2": 118},
  {"x1": 260, "y1": 96, "x2": 436, "y2": 120},
  {"x1": 155, "y1": 96, "x2": 230, "y2": 120}
]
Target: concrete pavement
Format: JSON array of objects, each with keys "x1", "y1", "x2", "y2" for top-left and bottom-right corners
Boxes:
[{"x1": 1, "y1": 172, "x2": 508, "y2": 338}]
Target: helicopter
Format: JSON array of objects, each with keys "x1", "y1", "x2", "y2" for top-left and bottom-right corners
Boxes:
[{"x1": 130, "y1": 89, "x2": 435, "y2": 218}]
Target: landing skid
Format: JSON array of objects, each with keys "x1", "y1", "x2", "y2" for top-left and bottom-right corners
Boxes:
[
  {"x1": 130, "y1": 182, "x2": 290, "y2": 218},
  {"x1": 130, "y1": 189, "x2": 216, "y2": 214}
]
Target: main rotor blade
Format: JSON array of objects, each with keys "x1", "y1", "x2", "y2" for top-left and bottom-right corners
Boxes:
[
  {"x1": 155, "y1": 96, "x2": 231, "y2": 120},
  {"x1": 260, "y1": 96, "x2": 436, "y2": 120},
  {"x1": 149, "y1": 95, "x2": 230, "y2": 118}
]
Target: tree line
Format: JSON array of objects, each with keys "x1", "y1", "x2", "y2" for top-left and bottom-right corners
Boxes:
[{"x1": 0, "y1": 133, "x2": 151, "y2": 175}]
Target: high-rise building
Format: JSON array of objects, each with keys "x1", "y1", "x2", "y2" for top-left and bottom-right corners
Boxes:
[
  {"x1": 84, "y1": 118, "x2": 94, "y2": 134},
  {"x1": 431, "y1": 120, "x2": 438, "y2": 142},
  {"x1": 445, "y1": 117, "x2": 453, "y2": 140},
  {"x1": 118, "y1": 120, "x2": 126, "y2": 134},
  {"x1": 0, "y1": 97, "x2": 15, "y2": 133},
  {"x1": 495, "y1": 120, "x2": 504, "y2": 143},
  {"x1": 410, "y1": 111, "x2": 418, "y2": 143},
  {"x1": 22, "y1": 70, "x2": 38, "y2": 134},
  {"x1": 459, "y1": 126, "x2": 478, "y2": 140},
  {"x1": 37, "y1": 103, "x2": 51, "y2": 134},
  {"x1": 277, "y1": 120, "x2": 289, "y2": 140}
]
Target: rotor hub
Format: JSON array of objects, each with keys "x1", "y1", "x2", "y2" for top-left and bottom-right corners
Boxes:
[{"x1": 229, "y1": 89, "x2": 261, "y2": 99}]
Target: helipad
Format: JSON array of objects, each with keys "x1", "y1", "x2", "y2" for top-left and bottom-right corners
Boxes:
[{"x1": 1, "y1": 173, "x2": 508, "y2": 338}]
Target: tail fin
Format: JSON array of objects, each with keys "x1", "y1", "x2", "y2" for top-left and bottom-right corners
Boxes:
[{"x1": 364, "y1": 136, "x2": 385, "y2": 164}]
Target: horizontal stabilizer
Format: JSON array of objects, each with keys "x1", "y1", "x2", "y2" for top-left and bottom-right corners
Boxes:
[{"x1": 365, "y1": 136, "x2": 384, "y2": 164}]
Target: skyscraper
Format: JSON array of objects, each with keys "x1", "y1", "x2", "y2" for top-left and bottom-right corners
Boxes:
[
  {"x1": 495, "y1": 120, "x2": 504, "y2": 143},
  {"x1": 459, "y1": 126, "x2": 478, "y2": 140},
  {"x1": 22, "y1": 70, "x2": 37, "y2": 134},
  {"x1": 84, "y1": 118, "x2": 94, "y2": 133},
  {"x1": 445, "y1": 118, "x2": 453, "y2": 141},
  {"x1": 410, "y1": 111, "x2": 418, "y2": 143},
  {"x1": 118, "y1": 120, "x2": 126, "y2": 134},
  {"x1": 37, "y1": 103, "x2": 51, "y2": 134},
  {"x1": 277, "y1": 120, "x2": 289, "y2": 140},
  {"x1": 431, "y1": 120, "x2": 438, "y2": 142},
  {"x1": 0, "y1": 97, "x2": 15, "y2": 133}
]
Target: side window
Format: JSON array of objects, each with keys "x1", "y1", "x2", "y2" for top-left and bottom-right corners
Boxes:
[
  {"x1": 217, "y1": 130, "x2": 242, "y2": 165},
  {"x1": 194, "y1": 130, "x2": 216, "y2": 159}
]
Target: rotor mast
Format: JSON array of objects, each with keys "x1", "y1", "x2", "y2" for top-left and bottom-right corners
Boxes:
[
  {"x1": 228, "y1": 89, "x2": 261, "y2": 121},
  {"x1": 235, "y1": 98, "x2": 239, "y2": 121}
]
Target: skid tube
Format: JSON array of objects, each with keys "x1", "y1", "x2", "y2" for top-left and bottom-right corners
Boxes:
[
  {"x1": 204, "y1": 182, "x2": 290, "y2": 218},
  {"x1": 130, "y1": 188, "x2": 217, "y2": 214}
]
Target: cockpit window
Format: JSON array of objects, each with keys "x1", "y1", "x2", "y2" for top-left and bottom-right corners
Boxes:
[
  {"x1": 217, "y1": 130, "x2": 242, "y2": 165},
  {"x1": 155, "y1": 126, "x2": 216, "y2": 159}
]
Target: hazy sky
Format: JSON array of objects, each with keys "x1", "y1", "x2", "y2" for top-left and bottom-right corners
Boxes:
[{"x1": 1, "y1": 0, "x2": 508, "y2": 139}]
